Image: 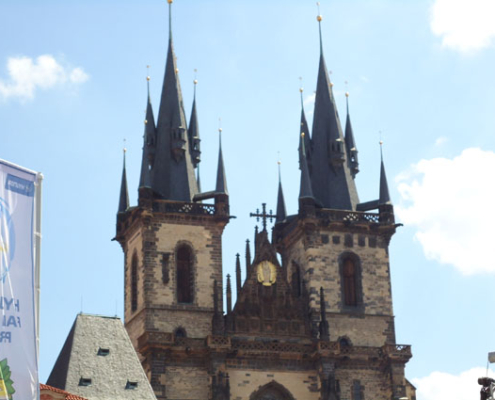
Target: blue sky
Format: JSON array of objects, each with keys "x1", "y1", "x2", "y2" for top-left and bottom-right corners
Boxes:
[{"x1": 2, "y1": 1, "x2": 495, "y2": 398}]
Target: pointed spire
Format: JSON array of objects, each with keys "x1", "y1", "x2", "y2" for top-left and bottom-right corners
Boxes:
[
  {"x1": 379, "y1": 142, "x2": 391, "y2": 205},
  {"x1": 215, "y1": 127, "x2": 228, "y2": 195},
  {"x1": 226, "y1": 274, "x2": 232, "y2": 314},
  {"x1": 245, "y1": 240, "x2": 252, "y2": 274},
  {"x1": 235, "y1": 253, "x2": 242, "y2": 299},
  {"x1": 153, "y1": 1, "x2": 198, "y2": 201},
  {"x1": 276, "y1": 162, "x2": 287, "y2": 223},
  {"x1": 309, "y1": 3, "x2": 359, "y2": 210},
  {"x1": 298, "y1": 85, "x2": 311, "y2": 168},
  {"x1": 118, "y1": 147, "x2": 130, "y2": 214},
  {"x1": 139, "y1": 72, "x2": 156, "y2": 189},
  {"x1": 319, "y1": 287, "x2": 330, "y2": 341},
  {"x1": 188, "y1": 71, "x2": 201, "y2": 168},
  {"x1": 299, "y1": 132, "x2": 314, "y2": 200},
  {"x1": 344, "y1": 92, "x2": 359, "y2": 178}
]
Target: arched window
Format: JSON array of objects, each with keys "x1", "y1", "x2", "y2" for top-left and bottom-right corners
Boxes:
[
  {"x1": 343, "y1": 258, "x2": 357, "y2": 306},
  {"x1": 131, "y1": 252, "x2": 138, "y2": 312},
  {"x1": 250, "y1": 381, "x2": 296, "y2": 400},
  {"x1": 174, "y1": 327, "x2": 187, "y2": 339},
  {"x1": 176, "y1": 245, "x2": 193, "y2": 304}
]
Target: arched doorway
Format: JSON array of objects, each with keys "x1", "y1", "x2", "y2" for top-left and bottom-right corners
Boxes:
[{"x1": 250, "y1": 381, "x2": 296, "y2": 400}]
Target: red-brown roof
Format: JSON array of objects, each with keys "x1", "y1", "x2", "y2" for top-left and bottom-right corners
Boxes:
[{"x1": 40, "y1": 384, "x2": 88, "y2": 400}]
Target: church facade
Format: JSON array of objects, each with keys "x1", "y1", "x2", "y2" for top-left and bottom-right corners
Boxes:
[{"x1": 114, "y1": 2, "x2": 415, "y2": 400}]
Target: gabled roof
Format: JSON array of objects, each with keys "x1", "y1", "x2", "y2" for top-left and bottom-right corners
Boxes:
[{"x1": 46, "y1": 314, "x2": 156, "y2": 400}]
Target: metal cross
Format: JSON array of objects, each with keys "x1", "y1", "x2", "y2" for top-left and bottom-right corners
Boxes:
[{"x1": 249, "y1": 203, "x2": 275, "y2": 231}]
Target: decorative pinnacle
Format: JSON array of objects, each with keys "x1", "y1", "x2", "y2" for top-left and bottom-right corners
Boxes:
[
  {"x1": 123, "y1": 138, "x2": 127, "y2": 153},
  {"x1": 316, "y1": 2, "x2": 322, "y2": 21},
  {"x1": 194, "y1": 68, "x2": 198, "y2": 85},
  {"x1": 167, "y1": 0, "x2": 173, "y2": 4},
  {"x1": 218, "y1": 117, "x2": 222, "y2": 133},
  {"x1": 144, "y1": 119, "x2": 148, "y2": 125},
  {"x1": 301, "y1": 132, "x2": 305, "y2": 138}
]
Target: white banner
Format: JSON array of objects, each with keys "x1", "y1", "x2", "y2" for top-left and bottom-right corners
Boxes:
[{"x1": 0, "y1": 159, "x2": 41, "y2": 400}]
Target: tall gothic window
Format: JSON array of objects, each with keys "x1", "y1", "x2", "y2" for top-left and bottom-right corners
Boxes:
[
  {"x1": 343, "y1": 258, "x2": 357, "y2": 306},
  {"x1": 177, "y1": 245, "x2": 193, "y2": 304},
  {"x1": 131, "y1": 252, "x2": 138, "y2": 312}
]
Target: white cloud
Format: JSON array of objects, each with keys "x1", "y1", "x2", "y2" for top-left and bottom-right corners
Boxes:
[
  {"x1": 430, "y1": 0, "x2": 495, "y2": 53},
  {"x1": 396, "y1": 148, "x2": 495, "y2": 275},
  {"x1": 413, "y1": 367, "x2": 494, "y2": 400},
  {"x1": 0, "y1": 55, "x2": 89, "y2": 102},
  {"x1": 434, "y1": 136, "x2": 448, "y2": 146}
]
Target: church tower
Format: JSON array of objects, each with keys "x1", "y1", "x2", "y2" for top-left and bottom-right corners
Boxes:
[
  {"x1": 114, "y1": 2, "x2": 230, "y2": 397},
  {"x1": 115, "y1": 3, "x2": 415, "y2": 400}
]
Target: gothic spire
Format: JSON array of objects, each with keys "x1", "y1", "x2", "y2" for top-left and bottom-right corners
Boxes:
[
  {"x1": 276, "y1": 162, "x2": 287, "y2": 223},
  {"x1": 298, "y1": 87, "x2": 311, "y2": 169},
  {"x1": 215, "y1": 128, "x2": 228, "y2": 195},
  {"x1": 226, "y1": 274, "x2": 232, "y2": 314},
  {"x1": 118, "y1": 148, "x2": 130, "y2": 214},
  {"x1": 235, "y1": 253, "x2": 242, "y2": 299},
  {"x1": 139, "y1": 74, "x2": 156, "y2": 189},
  {"x1": 152, "y1": 0, "x2": 198, "y2": 201},
  {"x1": 309, "y1": 8, "x2": 359, "y2": 210},
  {"x1": 344, "y1": 93, "x2": 359, "y2": 178},
  {"x1": 299, "y1": 133, "x2": 314, "y2": 201},
  {"x1": 245, "y1": 240, "x2": 252, "y2": 274},
  {"x1": 188, "y1": 76, "x2": 201, "y2": 168},
  {"x1": 379, "y1": 143, "x2": 391, "y2": 205}
]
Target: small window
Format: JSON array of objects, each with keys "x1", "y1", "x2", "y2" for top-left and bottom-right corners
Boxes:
[
  {"x1": 97, "y1": 347, "x2": 110, "y2": 356},
  {"x1": 126, "y1": 381, "x2": 138, "y2": 390},
  {"x1": 176, "y1": 245, "x2": 193, "y2": 304},
  {"x1": 343, "y1": 258, "x2": 357, "y2": 306},
  {"x1": 175, "y1": 327, "x2": 187, "y2": 339},
  {"x1": 79, "y1": 378, "x2": 92, "y2": 386}
]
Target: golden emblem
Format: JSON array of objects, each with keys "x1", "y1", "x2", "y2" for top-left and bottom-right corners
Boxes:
[{"x1": 256, "y1": 261, "x2": 277, "y2": 286}]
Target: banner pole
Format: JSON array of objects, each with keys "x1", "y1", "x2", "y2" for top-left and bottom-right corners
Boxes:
[{"x1": 34, "y1": 173, "x2": 43, "y2": 362}]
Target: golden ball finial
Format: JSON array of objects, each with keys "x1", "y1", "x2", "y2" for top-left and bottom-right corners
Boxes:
[
  {"x1": 345, "y1": 92, "x2": 349, "y2": 97},
  {"x1": 317, "y1": 15, "x2": 323, "y2": 22},
  {"x1": 175, "y1": 68, "x2": 179, "y2": 74},
  {"x1": 219, "y1": 127, "x2": 223, "y2": 133},
  {"x1": 379, "y1": 140, "x2": 384, "y2": 146},
  {"x1": 146, "y1": 76, "x2": 150, "y2": 81},
  {"x1": 330, "y1": 82, "x2": 334, "y2": 87},
  {"x1": 145, "y1": 119, "x2": 148, "y2": 125},
  {"x1": 300, "y1": 87, "x2": 304, "y2": 93},
  {"x1": 194, "y1": 79, "x2": 198, "y2": 85},
  {"x1": 301, "y1": 132, "x2": 305, "y2": 138},
  {"x1": 124, "y1": 147, "x2": 127, "y2": 153},
  {"x1": 167, "y1": 0, "x2": 173, "y2": 4}
]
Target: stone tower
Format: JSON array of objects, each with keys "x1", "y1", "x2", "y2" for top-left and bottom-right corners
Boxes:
[
  {"x1": 115, "y1": 3, "x2": 415, "y2": 400},
  {"x1": 114, "y1": 2, "x2": 230, "y2": 397}
]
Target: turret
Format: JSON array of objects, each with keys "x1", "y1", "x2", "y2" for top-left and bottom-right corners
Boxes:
[
  {"x1": 344, "y1": 92, "x2": 359, "y2": 178},
  {"x1": 118, "y1": 148, "x2": 129, "y2": 214}
]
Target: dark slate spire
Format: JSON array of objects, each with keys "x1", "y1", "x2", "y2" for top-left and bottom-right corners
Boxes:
[
  {"x1": 299, "y1": 133, "x2": 314, "y2": 200},
  {"x1": 226, "y1": 274, "x2": 232, "y2": 314},
  {"x1": 215, "y1": 129, "x2": 228, "y2": 195},
  {"x1": 152, "y1": 1, "x2": 198, "y2": 201},
  {"x1": 309, "y1": 11, "x2": 359, "y2": 210},
  {"x1": 319, "y1": 287, "x2": 330, "y2": 341},
  {"x1": 188, "y1": 77, "x2": 201, "y2": 168},
  {"x1": 118, "y1": 149, "x2": 130, "y2": 214},
  {"x1": 235, "y1": 253, "x2": 241, "y2": 299},
  {"x1": 245, "y1": 240, "x2": 252, "y2": 274},
  {"x1": 139, "y1": 75, "x2": 156, "y2": 189},
  {"x1": 276, "y1": 163, "x2": 287, "y2": 223},
  {"x1": 379, "y1": 144, "x2": 391, "y2": 205},
  {"x1": 344, "y1": 93, "x2": 359, "y2": 178},
  {"x1": 298, "y1": 87, "x2": 311, "y2": 167}
]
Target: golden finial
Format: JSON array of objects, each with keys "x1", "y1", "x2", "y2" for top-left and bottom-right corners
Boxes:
[
  {"x1": 299, "y1": 77, "x2": 304, "y2": 93},
  {"x1": 301, "y1": 132, "x2": 305, "y2": 138},
  {"x1": 194, "y1": 68, "x2": 198, "y2": 85},
  {"x1": 175, "y1": 68, "x2": 179, "y2": 74},
  {"x1": 123, "y1": 138, "x2": 127, "y2": 153},
  {"x1": 379, "y1": 140, "x2": 383, "y2": 146},
  {"x1": 167, "y1": 0, "x2": 173, "y2": 4},
  {"x1": 316, "y1": 2, "x2": 322, "y2": 21},
  {"x1": 345, "y1": 80, "x2": 349, "y2": 97},
  {"x1": 345, "y1": 92, "x2": 349, "y2": 97},
  {"x1": 218, "y1": 117, "x2": 222, "y2": 133},
  {"x1": 146, "y1": 65, "x2": 150, "y2": 81},
  {"x1": 144, "y1": 119, "x2": 148, "y2": 125}
]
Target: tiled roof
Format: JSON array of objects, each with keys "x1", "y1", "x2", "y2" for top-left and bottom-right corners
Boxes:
[
  {"x1": 40, "y1": 383, "x2": 88, "y2": 400},
  {"x1": 46, "y1": 313, "x2": 156, "y2": 400}
]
